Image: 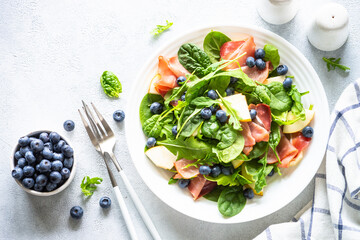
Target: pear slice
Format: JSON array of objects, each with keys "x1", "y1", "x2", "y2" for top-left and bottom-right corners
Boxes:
[
  {"x1": 148, "y1": 74, "x2": 161, "y2": 95},
  {"x1": 232, "y1": 159, "x2": 244, "y2": 169},
  {"x1": 145, "y1": 146, "x2": 176, "y2": 170},
  {"x1": 220, "y1": 94, "x2": 251, "y2": 122},
  {"x1": 283, "y1": 109, "x2": 315, "y2": 134},
  {"x1": 263, "y1": 75, "x2": 286, "y2": 85},
  {"x1": 289, "y1": 151, "x2": 304, "y2": 167}
]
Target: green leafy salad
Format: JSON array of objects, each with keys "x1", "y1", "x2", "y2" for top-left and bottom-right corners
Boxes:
[{"x1": 139, "y1": 31, "x2": 315, "y2": 217}]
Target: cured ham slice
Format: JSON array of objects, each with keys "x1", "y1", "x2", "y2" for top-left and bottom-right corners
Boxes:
[
  {"x1": 277, "y1": 133, "x2": 299, "y2": 168},
  {"x1": 243, "y1": 146, "x2": 253, "y2": 156},
  {"x1": 168, "y1": 56, "x2": 189, "y2": 78},
  {"x1": 248, "y1": 122, "x2": 269, "y2": 142},
  {"x1": 220, "y1": 36, "x2": 256, "y2": 70},
  {"x1": 174, "y1": 159, "x2": 199, "y2": 179},
  {"x1": 241, "y1": 61, "x2": 272, "y2": 84},
  {"x1": 249, "y1": 104, "x2": 272, "y2": 131},
  {"x1": 154, "y1": 56, "x2": 177, "y2": 96},
  {"x1": 241, "y1": 122, "x2": 256, "y2": 147},
  {"x1": 197, "y1": 181, "x2": 217, "y2": 199},
  {"x1": 291, "y1": 132, "x2": 311, "y2": 152},
  {"x1": 173, "y1": 173, "x2": 182, "y2": 179},
  {"x1": 267, "y1": 148, "x2": 278, "y2": 164},
  {"x1": 188, "y1": 175, "x2": 207, "y2": 200}
]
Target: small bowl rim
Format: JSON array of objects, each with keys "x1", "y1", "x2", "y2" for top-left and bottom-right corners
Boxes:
[{"x1": 10, "y1": 130, "x2": 77, "y2": 197}]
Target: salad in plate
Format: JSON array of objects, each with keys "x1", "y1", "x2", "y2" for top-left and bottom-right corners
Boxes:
[{"x1": 139, "y1": 30, "x2": 315, "y2": 217}]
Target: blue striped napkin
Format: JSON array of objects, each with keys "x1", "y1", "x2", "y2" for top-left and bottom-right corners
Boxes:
[{"x1": 255, "y1": 80, "x2": 360, "y2": 240}]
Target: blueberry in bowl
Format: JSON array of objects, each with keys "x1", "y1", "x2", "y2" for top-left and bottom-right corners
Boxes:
[{"x1": 11, "y1": 130, "x2": 76, "y2": 196}]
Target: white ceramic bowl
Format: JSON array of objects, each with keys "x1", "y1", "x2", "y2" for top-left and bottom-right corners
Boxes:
[
  {"x1": 126, "y1": 25, "x2": 329, "y2": 223},
  {"x1": 11, "y1": 130, "x2": 76, "y2": 196}
]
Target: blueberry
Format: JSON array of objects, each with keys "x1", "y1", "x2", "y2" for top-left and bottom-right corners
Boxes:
[
  {"x1": 172, "y1": 126, "x2": 178, "y2": 136},
  {"x1": 49, "y1": 171, "x2": 62, "y2": 184},
  {"x1": 18, "y1": 136, "x2": 30, "y2": 147},
  {"x1": 61, "y1": 168, "x2": 71, "y2": 179},
  {"x1": 30, "y1": 139, "x2": 44, "y2": 152},
  {"x1": 276, "y1": 64, "x2": 288, "y2": 75},
  {"x1": 99, "y1": 197, "x2": 112, "y2": 209},
  {"x1": 17, "y1": 158, "x2": 26, "y2": 168},
  {"x1": 199, "y1": 166, "x2": 211, "y2": 175},
  {"x1": 180, "y1": 94, "x2": 186, "y2": 102},
  {"x1": 250, "y1": 109, "x2": 257, "y2": 120},
  {"x1": 113, "y1": 110, "x2": 125, "y2": 122},
  {"x1": 225, "y1": 87, "x2": 235, "y2": 96},
  {"x1": 255, "y1": 48, "x2": 266, "y2": 59},
  {"x1": 12, "y1": 167, "x2": 23, "y2": 180},
  {"x1": 64, "y1": 120, "x2": 75, "y2": 131},
  {"x1": 150, "y1": 102, "x2": 163, "y2": 114},
  {"x1": 14, "y1": 151, "x2": 22, "y2": 160},
  {"x1": 222, "y1": 166, "x2": 233, "y2": 176},
  {"x1": 207, "y1": 90, "x2": 218, "y2": 100},
  {"x1": 39, "y1": 132, "x2": 50, "y2": 143},
  {"x1": 210, "y1": 105, "x2": 219, "y2": 114},
  {"x1": 51, "y1": 160, "x2": 63, "y2": 171},
  {"x1": 42, "y1": 148, "x2": 53, "y2": 159},
  {"x1": 70, "y1": 206, "x2": 83, "y2": 219},
  {"x1": 34, "y1": 184, "x2": 44, "y2": 192},
  {"x1": 146, "y1": 137, "x2": 156, "y2": 148},
  {"x1": 255, "y1": 59, "x2": 266, "y2": 70},
  {"x1": 53, "y1": 140, "x2": 66, "y2": 153},
  {"x1": 44, "y1": 142, "x2": 53, "y2": 151},
  {"x1": 268, "y1": 169, "x2": 275, "y2": 177},
  {"x1": 283, "y1": 77, "x2": 293, "y2": 90},
  {"x1": 36, "y1": 174, "x2": 48, "y2": 187},
  {"x1": 46, "y1": 182, "x2": 57, "y2": 192},
  {"x1": 302, "y1": 126, "x2": 314, "y2": 138},
  {"x1": 201, "y1": 108, "x2": 212, "y2": 120},
  {"x1": 25, "y1": 151, "x2": 36, "y2": 165},
  {"x1": 36, "y1": 164, "x2": 40, "y2": 172},
  {"x1": 230, "y1": 77, "x2": 238, "y2": 84},
  {"x1": 23, "y1": 166, "x2": 35, "y2": 177},
  {"x1": 178, "y1": 179, "x2": 190, "y2": 188},
  {"x1": 216, "y1": 110, "x2": 228, "y2": 123},
  {"x1": 246, "y1": 57, "x2": 256, "y2": 68},
  {"x1": 22, "y1": 178, "x2": 35, "y2": 189},
  {"x1": 19, "y1": 146, "x2": 31, "y2": 156},
  {"x1": 177, "y1": 76, "x2": 186, "y2": 85},
  {"x1": 63, "y1": 157, "x2": 74, "y2": 168},
  {"x1": 53, "y1": 153, "x2": 64, "y2": 162},
  {"x1": 211, "y1": 165, "x2": 221, "y2": 178},
  {"x1": 39, "y1": 159, "x2": 52, "y2": 172},
  {"x1": 29, "y1": 137, "x2": 37, "y2": 143},
  {"x1": 243, "y1": 188, "x2": 254, "y2": 199},
  {"x1": 49, "y1": 132, "x2": 61, "y2": 144},
  {"x1": 62, "y1": 145, "x2": 74, "y2": 158}
]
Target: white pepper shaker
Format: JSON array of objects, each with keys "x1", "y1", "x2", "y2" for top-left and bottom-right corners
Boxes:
[
  {"x1": 307, "y1": 3, "x2": 349, "y2": 51},
  {"x1": 257, "y1": 0, "x2": 299, "y2": 25}
]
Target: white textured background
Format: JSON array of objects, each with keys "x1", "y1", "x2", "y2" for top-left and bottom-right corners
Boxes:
[{"x1": 0, "y1": 0, "x2": 359, "y2": 239}]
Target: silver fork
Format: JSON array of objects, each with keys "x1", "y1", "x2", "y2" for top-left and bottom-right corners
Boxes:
[{"x1": 79, "y1": 101, "x2": 161, "y2": 240}]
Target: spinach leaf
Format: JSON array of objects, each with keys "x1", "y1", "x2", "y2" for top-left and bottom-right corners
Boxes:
[
  {"x1": 139, "y1": 93, "x2": 164, "y2": 125},
  {"x1": 263, "y1": 44, "x2": 280, "y2": 69},
  {"x1": 177, "y1": 105, "x2": 202, "y2": 137},
  {"x1": 268, "y1": 122, "x2": 281, "y2": 162},
  {"x1": 202, "y1": 115, "x2": 220, "y2": 138},
  {"x1": 217, "y1": 91, "x2": 242, "y2": 130},
  {"x1": 100, "y1": 71, "x2": 122, "y2": 98},
  {"x1": 213, "y1": 134, "x2": 245, "y2": 163},
  {"x1": 178, "y1": 43, "x2": 212, "y2": 77},
  {"x1": 143, "y1": 115, "x2": 163, "y2": 138},
  {"x1": 247, "y1": 141, "x2": 268, "y2": 160},
  {"x1": 288, "y1": 85, "x2": 306, "y2": 121},
  {"x1": 203, "y1": 31, "x2": 231, "y2": 63},
  {"x1": 157, "y1": 136, "x2": 212, "y2": 160},
  {"x1": 256, "y1": 82, "x2": 292, "y2": 113},
  {"x1": 215, "y1": 124, "x2": 237, "y2": 149},
  {"x1": 203, "y1": 185, "x2": 225, "y2": 202},
  {"x1": 190, "y1": 97, "x2": 218, "y2": 108},
  {"x1": 218, "y1": 186, "x2": 246, "y2": 217},
  {"x1": 184, "y1": 153, "x2": 219, "y2": 168},
  {"x1": 216, "y1": 68, "x2": 257, "y2": 93},
  {"x1": 185, "y1": 77, "x2": 211, "y2": 102},
  {"x1": 208, "y1": 75, "x2": 231, "y2": 96}
]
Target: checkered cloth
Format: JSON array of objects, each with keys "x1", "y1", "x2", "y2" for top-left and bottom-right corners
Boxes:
[{"x1": 255, "y1": 80, "x2": 360, "y2": 240}]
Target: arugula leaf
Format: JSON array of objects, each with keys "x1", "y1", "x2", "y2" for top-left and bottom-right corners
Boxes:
[
  {"x1": 216, "y1": 68, "x2": 257, "y2": 93},
  {"x1": 177, "y1": 105, "x2": 202, "y2": 137},
  {"x1": 168, "y1": 177, "x2": 178, "y2": 184},
  {"x1": 205, "y1": 174, "x2": 240, "y2": 187},
  {"x1": 203, "y1": 185, "x2": 225, "y2": 202},
  {"x1": 80, "y1": 176, "x2": 103, "y2": 197},
  {"x1": 263, "y1": 44, "x2": 280, "y2": 69},
  {"x1": 190, "y1": 97, "x2": 218, "y2": 108},
  {"x1": 218, "y1": 186, "x2": 246, "y2": 217},
  {"x1": 203, "y1": 31, "x2": 231, "y2": 63},
  {"x1": 178, "y1": 43, "x2": 212, "y2": 77},
  {"x1": 208, "y1": 75, "x2": 231, "y2": 96},
  {"x1": 288, "y1": 85, "x2": 306, "y2": 121},
  {"x1": 268, "y1": 122, "x2": 281, "y2": 162},
  {"x1": 213, "y1": 134, "x2": 245, "y2": 163},
  {"x1": 151, "y1": 20, "x2": 173, "y2": 36},
  {"x1": 322, "y1": 57, "x2": 350, "y2": 72},
  {"x1": 216, "y1": 91, "x2": 242, "y2": 130},
  {"x1": 139, "y1": 93, "x2": 164, "y2": 125},
  {"x1": 100, "y1": 71, "x2": 122, "y2": 98},
  {"x1": 247, "y1": 141, "x2": 268, "y2": 160},
  {"x1": 271, "y1": 111, "x2": 300, "y2": 125},
  {"x1": 185, "y1": 76, "x2": 211, "y2": 102},
  {"x1": 255, "y1": 82, "x2": 292, "y2": 113}
]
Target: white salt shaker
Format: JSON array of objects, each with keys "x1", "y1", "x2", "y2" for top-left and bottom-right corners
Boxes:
[
  {"x1": 307, "y1": 3, "x2": 349, "y2": 51},
  {"x1": 257, "y1": 0, "x2": 299, "y2": 25}
]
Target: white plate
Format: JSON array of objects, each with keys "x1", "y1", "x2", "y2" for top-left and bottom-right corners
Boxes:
[{"x1": 125, "y1": 25, "x2": 329, "y2": 223}]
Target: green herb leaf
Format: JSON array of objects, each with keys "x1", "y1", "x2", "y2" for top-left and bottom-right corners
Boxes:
[
  {"x1": 190, "y1": 97, "x2": 218, "y2": 108},
  {"x1": 255, "y1": 82, "x2": 292, "y2": 113},
  {"x1": 215, "y1": 124, "x2": 237, "y2": 149},
  {"x1": 143, "y1": 114, "x2": 163, "y2": 138},
  {"x1": 216, "y1": 91, "x2": 242, "y2": 130},
  {"x1": 177, "y1": 105, "x2": 203, "y2": 137},
  {"x1": 151, "y1": 20, "x2": 173, "y2": 36},
  {"x1": 202, "y1": 115, "x2": 221, "y2": 138},
  {"x1": 139, "y1": 93, "x2": 164, "y2": 125},
  {"x1": 218, "y1": 186, "x2": 246, "y2": 217},
  {"x1": 203, "y1": 185, "x2": 225, "y2": 202},
  {"x1": 100, "y1": 71, "x2": 122, "y2": 98},
  {"x1": 203, "y1": 31, "x2": 231, "y2": 63},
  {"x1": 205, "y1": 174, "x2": 240, "y2": 187},
  {"x1": 268, "y1": 122, "x2": 281, "y2": 162},
  {"x1": 288, "y1": 85, "x2": 306, "y2": 121},
  {"x1": 168, "y1": 177, "x2": 178, "y2": 184},
  {"x1": 80, "y1": 176, "x2": 103, "y2": 197},
  {"x1": 213, "y1": 134, "x2": 245, "y2": 163},
  {"x1": 178, "y1": 43, "x2": 212, "y2": 77},
  {"x1": 322, "y1": 57, "x2": 350, "y2": 72},
  {"x1": 263, "y1": 44, "x2": 280, "y2": 69}
]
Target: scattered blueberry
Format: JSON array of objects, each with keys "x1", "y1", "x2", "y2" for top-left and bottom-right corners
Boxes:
[
  {"x1": 225, "y1": 87, "x2": 235, "y2": 96},
  {"x1": 46, "y1": 182, "x2": 57, "y2": 192},
  {"x1": 34, "y1": 184, "x2": 44, "y2": 192},
  {"x1": 53, "y1": 140, "x2": 66, "y2": 153},
  {"x1": 177, "y1": 76, "x2": 186, "y2": 85},
  {"x1": 22, "y1": 178, "x2": 35, "y2": 189},
  {"x1": 255, "y1": 49, "x2": 266, "y2": 59},
  {"x1": 49, "y1": 132, "x2": 61, "y2": 144},
  {"x1": 268, "y1": 169, "x2": 275, "y2": 177},
  {"x1": 178, "y1": 179, "x2": 190, "y2": 188},
  {"x1": 70, "y1": 206, "x2": 83, "y2": 219},
  {"x1": 39, "y1": 132, "x2": 50, "y2": 143},
  {"x1": 51, "y1": 160, "x2": 63, "y2": 171},
  {"x1": 210, "y1": 105, "x2": 219, "y2": 114},
  {"x1": 276, "y1": 64, "x2": 288, "y2": 75},
  {"x1": 200, "y1": 108, "x2": 212, "y2": 120},
  {"x1": 199, "y1": 166, "x2": 211, "y2": 175},
  {"x1": 19, "y1": 146, "x2": 30, "y2": 156},
  {"x1": 216, "y1": 110, "x2": 228, "y2": 123},
  {"x1": 99, "y1": 197, "x2": 112, "y2": 209},
  {"x1": 246, "y1": 57, "x2": 256, "y2": 68},
  {"x1": 39, "y1": 159, "x2": 52, "y2": 172},
  {"x1": 64, "y1": 157, "x2": 74, "y2": 168},
  {"x1": 44, "y1": 142, "x2": 53, "y2": 151},
  {"x1": 62, "y1": 145, "x2": 74, "y2": 158},
  {"x1": 150, "y1": 102, "x2": 163, "y2": 114},
  {"x1": 61, "y1": 168, "x2": 71, "y2": 179},
  {"x1": 146, "y1": 137, "x2": 156, "y2": 148},
  {"x1": 23, "y1": 166, "x2": 35, "y2": 177},
  {"x1": 230, "y1": 77, "x2": 238, "y2": 84},
  {"x1": 53, "y1": 153, "x2": 64, "y2": 162},
  {"x1": 207, "y1": 90, "x2": 218, "y2": 100},
  {"x1": 180, "y1": 94, "x2": 186, "y2": 102},
  {"x1": 17, "y1": 158, "x2": 26, "y2": 168},
  {"x1": 49, "y1": 171, "x2": 62, "y2": 184},
  {"x1": 283, "y1": 77, "x2": 293, "y2": 90},
  {"x1": 36, "y1": 174, "x2": 48, "y2": 187},
  {"x1": 250, "y1": 109, "x2": 257, "y2": 120},
  {"x1": 14, "y1": 151, "x2": 22, "y2": 160},
  {"x1": 63, "y1": 120, "x2": 75, "y2": 131},
  {"x1": 18, "y1": 136, "x2": 30, "y2": 147},
  {"x1": 30, "y1": 139, "x2": 44, "y2": 152},
  {"x1": 255, "y1": 59, "x2": 266, "y2": 70},
  {"x1": 302, "y1": 126, "x2": 314, "y2": 138},
  {"x1": 113, "y1": 110, "x2": 125, "y2": 122},
  {"x1": 42, "y1": 148, "x2": 53, "y2": 159},
  {"x1": 12, "y1": 167, "x2": 23, "y2": 180},
  {"x1": 243, "y1": 188, "x2": 254, "y2": 199},
  {"x1": 222, "y1": 166, "x2": 233, "y2": 176},
  {"x1": 25, "y1": 151, "x2": 36, "y2": 165},
  {"x1": 172, "y1": 126, "x2": 178, "y2": 136},
  {"x1": 210, "y1": 165, "x2": 221, "y2": 178}
]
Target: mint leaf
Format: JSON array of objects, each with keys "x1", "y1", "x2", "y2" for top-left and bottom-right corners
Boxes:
[
  {"x1": 80, "y1": 176, "x2": 103, "y2": 197},
  {"x1": 151, "y1": 20, "x2": 173, "y2": 36},
  {"x1": 322, "y1": 57, "x2": 350, "y2": 72}
]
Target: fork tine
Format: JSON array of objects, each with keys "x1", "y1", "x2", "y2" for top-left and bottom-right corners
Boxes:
[
  {"x1": 78, "y1": 109, "x2": 100, "y2": 149},
  {"x1": 83, "y1": 101, "x2": 106, "y2": 137},
  {"x1": 82, "y1": 101, "x2": 102, "y2": 140},
  {"x1": 91, "y1": 102, "x2": 114, "y2": 137}
]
